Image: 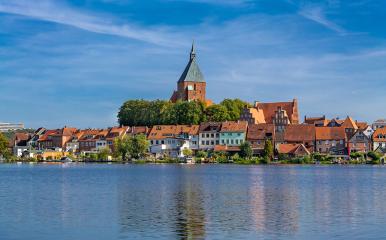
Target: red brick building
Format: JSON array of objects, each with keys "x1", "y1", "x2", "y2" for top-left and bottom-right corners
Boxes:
[
  {"x1": 240, "y1": 99, "x2": 299, "y2": 132},
  {"x1": 170, "y1": 43, "x2": 208, "y2": 104}
]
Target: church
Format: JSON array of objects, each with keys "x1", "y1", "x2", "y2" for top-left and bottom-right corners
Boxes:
[{"x1": 170, "y1": 43, "x2": 211, "y2": 105}]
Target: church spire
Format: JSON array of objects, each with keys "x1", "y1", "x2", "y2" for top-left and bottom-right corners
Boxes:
[{"x1": 190, "y1": 40, "x2": 196, "y2": 61}]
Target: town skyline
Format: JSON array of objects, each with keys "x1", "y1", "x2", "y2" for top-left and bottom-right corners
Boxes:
[{"x1": 1, "y1": 0, "x2": 386, "y2": 128}]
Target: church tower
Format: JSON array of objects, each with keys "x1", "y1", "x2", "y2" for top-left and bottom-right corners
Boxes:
[{"x1": 170, "y1": 43, "x2": 207, "y2": 103}]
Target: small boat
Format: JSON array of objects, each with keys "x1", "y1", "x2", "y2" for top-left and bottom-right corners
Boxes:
[{"x1": 60, "y1": 157, "x2": 73, "y2": 163}]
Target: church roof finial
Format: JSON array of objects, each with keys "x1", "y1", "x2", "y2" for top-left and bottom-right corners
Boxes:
[{"x1": 190, "y1": 40, "x2": 196, "y2": 60}]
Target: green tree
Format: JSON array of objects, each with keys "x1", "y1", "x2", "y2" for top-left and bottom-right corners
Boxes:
[
  {"x1": 0, "y1": 133, "x2": 10, "y2": 159},
  {"x1": 263, "y1": 140, "x2": 274, "y2": 163},
  {"x1": 98, "y1": 147, "x2": 111, "y2": 161},
  {"x1": 182, "y1": 148, "x2": 193, "y2": 157},
  {"x1": 129, "y1": 134, "x2": 149, "y2": 159},
  {"x1": 173, "y1": 101, "x2": 206, "y2": 124},
  {"x1": 114, "y1": 135, "x2": 132, "y2": 161},
  {"x1": 240, "y1": 142, "x2": 253, "y2": 159},
  {"x1": 195, "y1": 150, "x2": 208, "y2": 159},
  {"x1": 206, "y1": 104, "x2": 230, "y2": 122},
  {"x1": 220, "y1": 99, "x2": 251, "y2": 121}
]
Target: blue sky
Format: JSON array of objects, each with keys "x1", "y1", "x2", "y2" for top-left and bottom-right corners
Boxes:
[{"x1": 1, "y1": 0, "x2": 386, "y2": 128}]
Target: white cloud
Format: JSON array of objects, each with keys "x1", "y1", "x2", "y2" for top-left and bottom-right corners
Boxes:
[
  {"x1": 299, "y1": 6, "x2": 347, "y2": 36},
  {"x1": 0, "y1": 0, "x2": 184, "y2": 46}
]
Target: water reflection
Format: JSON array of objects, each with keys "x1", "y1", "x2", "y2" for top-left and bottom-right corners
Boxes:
[
  {"x1": 249, "y1": 167, "x2": 299, "y2": 237},
  {"x1": 4, "y1": 165, "x2": 386, "y2": 239},
  {"x1": 117, "y1": 166, "x2": 206, "y2": 239}
]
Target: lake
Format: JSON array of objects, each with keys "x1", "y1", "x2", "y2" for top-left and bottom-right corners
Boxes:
[{"x1": 1, "y1": 164, "x2": 386, "y2": 240}]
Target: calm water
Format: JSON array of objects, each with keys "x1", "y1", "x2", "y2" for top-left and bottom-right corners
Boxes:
[{"x1": 1, "y1": 164, "x2": 386, "y2": 240}]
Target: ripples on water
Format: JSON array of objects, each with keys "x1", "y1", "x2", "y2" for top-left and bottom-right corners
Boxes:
[{"x1": 0, "y1": 164, "x2": 386, "y2": 240}]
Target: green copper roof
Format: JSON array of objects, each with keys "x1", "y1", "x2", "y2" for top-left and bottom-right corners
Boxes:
[{"x1": 178, "y1": 43, "x2": 205, "y2": 83}]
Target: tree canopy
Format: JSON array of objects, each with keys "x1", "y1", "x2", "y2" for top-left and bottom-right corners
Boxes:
[
  {"x1": 0, "y1": 133, "x2": 10, "y2": 159},
  {"x1": 118, "y1": 98, "x2": 250, "y2": 126},
  {"x1": 114, "y1": 134, "x2": 149, "y2": 161}
]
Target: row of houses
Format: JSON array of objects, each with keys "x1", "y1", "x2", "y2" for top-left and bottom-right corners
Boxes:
[
  {"x1": 9, "y1": 126, "x2": 149, "y2": 159},
  {"x1": 8, "y1": 97, "x2": 386, "y2": 160},
  {"x1": 147, "y1": 116, "x2": 386, "y2": 158},
  {"x1": 8, "y1": 117, "x2": 386, "y2": 159}
]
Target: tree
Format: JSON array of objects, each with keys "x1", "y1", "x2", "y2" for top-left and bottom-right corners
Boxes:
[
  {"x1": 182, "y1": 148, "x2": 193, "y2": 157},
  {"x1": 129, "y1": 134, "x2": 149, "y2": 159},
  {"x1": 240, "y1": 142, "x2": 253, "y2": 159},
  {"x1": 98, "y1": 147, "x2": 111, "y2": 161},
  {"x1": 114, "y1": 135, "x2": 132, "y2": 161},
  {"x1": 0, "y1": 133, "x2": 10, "y2": 159},
  {"x1": 173, "y1": 101, "x2": 206, "y2": 124},
  {"x1": 263, "y1": 140, "x2": 274, "y2": 163},
  {"x1": 195, "y1": 150, "x2": 208, "y2": 159},
  {"x1": 205, "y1": 104, "x2": 230, "y2": 122},
  {"x1": 118, "y1": 98, "x2": 251, "y2": 126},
  {"x1": 220, "y1": 99, "x2": 251, "y2": 121}
]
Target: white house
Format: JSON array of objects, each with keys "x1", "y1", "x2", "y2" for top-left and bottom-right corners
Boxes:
[
  {"x1": 198, "y1": 122, "x2": 221, "y2": 150},
  {"x1": 148, "y1": 125, "x2": 199, "y2": 158}
]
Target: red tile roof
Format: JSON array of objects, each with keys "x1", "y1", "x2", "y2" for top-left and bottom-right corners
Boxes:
[
  {"x1": 284, "y1": 125, "x2": 315, "y2": 142},
  {"x1": 341, "y1": 116, "x2": 358, "y2": 129},
  {"x1": 255, "y1": 99, "x2": 299, "y2": 124},
  {"x1": 220, "y1": 121, "x2": 248, "y2": 133},
  {"x1": 373, "y1": 128, "x2": 386, "y2": 142},
  {"x1": 277, "y1": 143, "x2": 310, "y2": 155},
  {"x1": 315, "y1": 127, "x2": 346, "y2": 140},
  {"x1": 247, "y1": 123, "x2": 275, "y2": 140},
  {"x1": 148, "y1": 125, "x2": 199, "y2": 140},
  {"x1": 214, "y1": 145, "x2": 240, "y2": 152}
]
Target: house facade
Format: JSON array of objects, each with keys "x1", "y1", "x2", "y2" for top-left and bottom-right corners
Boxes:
[
  {"x1": 373, "y1": 119, "x2": 386, "y2": 130},
  {"x1": 240, "y1": 99, "x2": 299, "y2": 132},
  {"x1": 315, "y1": 127, "x2": 346, "y2": 155},
  {"x1": 246, "y1": 123, "x2": 275, "y2": 155},
  {"x1": 219, "y1": 121, "x2": 248, "y2": 147},
  {"x1": 348, "y1": 130, "x2": 372, "y2": 153},
  {"x1": 148, "y1": 125, "x2": 199, "y2": 158},
  {"x1": 281, "y1": 124, "x2": 316, "y2": 152},
  {"x1": 277, "y1": 143, "x2": 311, "y2": 157},
  {"x1": 198, "y1": 122, "x2": 221, "y2": 150},
  {"x1": 373, "y1": 128, "x2": 386, "y2": 151}
]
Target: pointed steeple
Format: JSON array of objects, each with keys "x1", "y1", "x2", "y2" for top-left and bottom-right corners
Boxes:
[
  {"x1": 177, "y1": 42, "x2": 205, "y2": 83},
  {"x1": 190, "y1": 40, "x2": 196, "y2": 61}
]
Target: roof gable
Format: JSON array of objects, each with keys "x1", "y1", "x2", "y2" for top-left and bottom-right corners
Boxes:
[{"x1": 178, "y1": 44, "x2": 205, "y2": 83}]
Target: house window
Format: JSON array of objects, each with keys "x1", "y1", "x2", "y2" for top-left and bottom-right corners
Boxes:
[
  {"x1": 222, "y1": 140, "x2": 225, "y2": 144},
  {"x1": 211, "y1": 133, "x2": 214, "y2": 138},
  {"x1": 156, "y1": 140, "x2": 159, "y2": 144},
  {"x1": 211, "y1": 140, "x2": 214, "y2": 145},
  {"x1": 206, "y1": 140, "x2": 209, "y2": 145},
  {"x1": 216, "y1": 140, "x2": 219, "y2": 145},
  {"x1": 226, "y1": 139, "x2": 229, "y2": 144},
  {"x1": 201, "y1": 141, "x2": 205, "y2": 145},
  {"x1": 235, "y1": 139, "x2": 239, "y2": 144}
]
